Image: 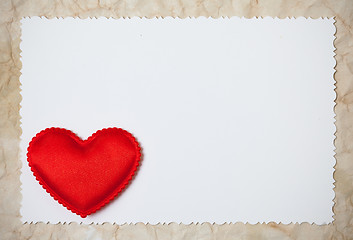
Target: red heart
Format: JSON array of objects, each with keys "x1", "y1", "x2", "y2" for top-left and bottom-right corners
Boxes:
[{"x1": 27, "y1": 127, "x2": 141, "y2": 218}]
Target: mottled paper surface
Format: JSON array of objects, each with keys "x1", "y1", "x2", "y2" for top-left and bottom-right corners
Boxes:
[{"x1": 0, "y1": 0, "x2": 353, "y2": 239}]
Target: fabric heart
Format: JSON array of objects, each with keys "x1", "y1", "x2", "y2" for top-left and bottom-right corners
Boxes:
[{"x1": 27, "y1": 127, "x2": 141, "y2": 218}]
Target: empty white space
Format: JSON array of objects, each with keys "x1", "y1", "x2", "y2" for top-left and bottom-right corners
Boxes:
[{"x1": 20, "y1": 17, "x2": 336, "y2": 224}]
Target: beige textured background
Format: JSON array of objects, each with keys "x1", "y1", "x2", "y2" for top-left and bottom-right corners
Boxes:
[{"x1": 0, "y1": 0, "x2": 352, "y2": 239}]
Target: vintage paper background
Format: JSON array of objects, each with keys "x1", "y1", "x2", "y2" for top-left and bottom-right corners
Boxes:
[{"x1": 0, "y1": 0, "x2": 352, "y2": 239}]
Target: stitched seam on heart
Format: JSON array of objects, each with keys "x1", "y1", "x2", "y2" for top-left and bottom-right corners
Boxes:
[{"x1": 27, "y1": 127, "x2": 141, "y2": 218}]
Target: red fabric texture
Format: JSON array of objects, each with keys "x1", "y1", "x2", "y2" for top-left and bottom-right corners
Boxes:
[{"x1": 27, "y1": 127, "x2": 141, "y2": 218}]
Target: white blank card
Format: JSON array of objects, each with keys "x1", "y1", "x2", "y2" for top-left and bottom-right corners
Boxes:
[{"x1": 20, "y1": 17, "x2": 336, "y2": 224}]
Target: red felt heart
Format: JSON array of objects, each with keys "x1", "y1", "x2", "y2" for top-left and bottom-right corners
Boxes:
[{"x1": 27, "y1": 127, "x2": 141, "y2": 218}]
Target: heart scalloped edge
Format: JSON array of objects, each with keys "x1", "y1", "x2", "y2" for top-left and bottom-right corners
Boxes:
[{"x1": 27, "y1": 127, "x2": 141, "y2": 218}]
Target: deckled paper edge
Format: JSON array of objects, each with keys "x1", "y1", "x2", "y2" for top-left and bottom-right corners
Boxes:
[{"x1": 0, "y1": 0, "x2": 352, "y2": 239}]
